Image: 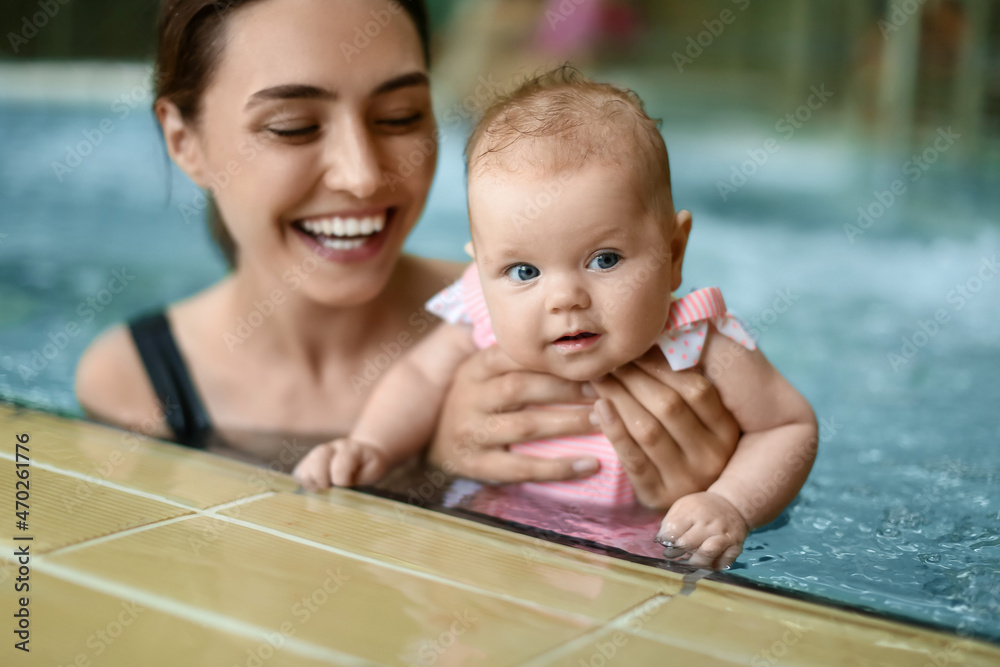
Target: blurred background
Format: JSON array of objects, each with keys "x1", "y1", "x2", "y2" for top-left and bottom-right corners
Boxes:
[{"x1": 1, "y1": 0, "x2": 998, "y2": 643}]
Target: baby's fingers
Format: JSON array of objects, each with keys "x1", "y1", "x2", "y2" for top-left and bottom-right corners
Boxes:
[
  {"x1": 657, "y1": 512, "x2": 698, "y2": 559},
  {"x1": 354, "y1": 451, "x2": 389, "y2": 487},
  {"x1": 686, "y1": 535, "x2": 740, "y2": 570},
  {"x1": 294, "y1": 446, "x2": 335, "y2": 492},
  {"x1": 329, "y1": 445, "x2": 364, "y2": 487}
]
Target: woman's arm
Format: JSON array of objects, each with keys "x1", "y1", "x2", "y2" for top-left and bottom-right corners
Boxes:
[{"x1": 428, "y1": 345, "x2": 740, "y2": 491}]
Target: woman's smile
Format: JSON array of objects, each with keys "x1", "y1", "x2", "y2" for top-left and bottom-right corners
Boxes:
[{"x1": 291, "y1": 206, "x2": 397, "y2": 263}]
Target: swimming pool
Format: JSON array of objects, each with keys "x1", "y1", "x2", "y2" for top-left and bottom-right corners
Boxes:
[{"x1": 1, "y1": 91, "x2": 998, "y2": 645}]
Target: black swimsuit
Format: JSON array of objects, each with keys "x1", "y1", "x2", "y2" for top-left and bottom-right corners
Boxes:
[{"x1": 128, "y1": 311, "x2": 213, "y2": 449}]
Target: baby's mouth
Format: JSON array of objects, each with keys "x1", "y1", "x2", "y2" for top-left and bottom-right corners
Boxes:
[
  {"x1": 552, "y1": 331, "x2": 602, "y2": 351},
  {"x1": 555, "y1": 332, "x2": 598, "y2": 343},
  {"x1": 293, "y1": 209, "x2": 392, "y2": 250}
]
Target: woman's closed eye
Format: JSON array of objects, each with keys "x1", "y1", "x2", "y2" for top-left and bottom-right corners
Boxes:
[
  {"x1": 587, "y1": 251, "x2": 621, "y2": 271},
  {"x1": 506, "y1": 263, "x2": 541, "y2": 283},
  {"x1": 376, "y1": 112, "x2": 424, "y2": 128},
  {"x1": 266, "y1": 124, "x2": 319, "y2": 138}
]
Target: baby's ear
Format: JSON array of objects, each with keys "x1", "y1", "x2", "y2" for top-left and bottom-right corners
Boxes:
[
  {"x1": 670, "y1": 210, "x2": 693, "y2": 291},
  {"x1": 464, "y1": 241, "x2": 476, "y2": 260}
]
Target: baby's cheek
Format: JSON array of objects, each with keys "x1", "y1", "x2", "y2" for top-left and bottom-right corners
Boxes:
[{"x1": 492, "y1": 323, "x2": 538, "y2": 366}]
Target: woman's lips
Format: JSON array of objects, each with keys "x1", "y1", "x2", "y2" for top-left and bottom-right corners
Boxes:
[
  {"x1": 292, "y1": 208, "x2": 394, "y2": 263},
  {"x1": 552, "y1": 331, "x2": 602, "y2": 351}
]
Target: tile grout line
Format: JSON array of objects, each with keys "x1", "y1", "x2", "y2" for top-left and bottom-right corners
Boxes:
[
  {"x1": 42, "y1": 514, "x2": 198, "y2": 558},
  {"x1": 201, "y1": 491, "x2": 276, "y2": 514},
  {"x1": 0, "y1": 452, "x2": 197, "y2": 511},
  {"x1": 519, "y1": 594, "x2": 674, "y2": 667},
  {"x1": 212, "y1": 514, "x2": 600, "y2": 627},
  {"x1": 34, "y1": 560, "x2": 370, "y2": 666},
  {"x1": 40, "y1": 493, "x2": 276, "y2": 558}
]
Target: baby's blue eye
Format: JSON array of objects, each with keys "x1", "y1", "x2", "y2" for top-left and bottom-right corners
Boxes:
[
  {"x1": 508, "y1": 264, "x2": 540, "y2": 282},
  {"x1": 588, "y1": 252, "x2": 620, "y2": 270}
]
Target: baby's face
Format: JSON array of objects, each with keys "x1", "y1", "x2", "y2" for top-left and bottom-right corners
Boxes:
[{"x1": 470, "y1": 164, "x2": 680, "y2": 381}]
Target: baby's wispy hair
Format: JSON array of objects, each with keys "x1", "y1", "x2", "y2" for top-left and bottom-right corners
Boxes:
[{"x1": 465, "y1": 65, "x2": 673, "y2": 217}]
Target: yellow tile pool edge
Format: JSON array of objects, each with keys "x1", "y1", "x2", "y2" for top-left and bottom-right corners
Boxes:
[{"x1": 2, "y1": 402, "x2": 998, "y2": 666}]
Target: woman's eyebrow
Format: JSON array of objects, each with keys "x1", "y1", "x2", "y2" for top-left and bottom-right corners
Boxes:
[
  {"x1": 244, "y1": 72, "x2": 427, "y2": 110},
  {"x1": 371, "y1": 71, "x2": 429, "y2": 96},
  {"x1": 245, "y1": 84, "x2": 334, "y2": 109}
]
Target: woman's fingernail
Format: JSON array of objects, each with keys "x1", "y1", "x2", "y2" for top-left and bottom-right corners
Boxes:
[
  {"x1": 588, "y1": 409, "x2": 600, "y2": 426},
  {"x1": 573, "y1": 458, "x2": 599, "y2": 473},
  {"x1": 581, "y1": 383, "x2": 597, "y2": 397}
]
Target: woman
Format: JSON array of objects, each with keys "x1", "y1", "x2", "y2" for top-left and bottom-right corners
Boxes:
[{"x1": 75, "y1": 0, "x2": 739, "y2": 511}]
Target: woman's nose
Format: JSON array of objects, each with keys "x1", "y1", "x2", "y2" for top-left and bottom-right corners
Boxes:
[
  {"x1": 546, "y1": 275, "x2": 591, "y2": 313},
  {"x1": 322, "y1": 115, "x2": 381, "y2": 199}
]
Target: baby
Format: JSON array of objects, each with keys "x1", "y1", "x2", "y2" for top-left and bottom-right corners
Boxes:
[{"x1": 295, "y1": 67, "x2": 818, "y2": 569}]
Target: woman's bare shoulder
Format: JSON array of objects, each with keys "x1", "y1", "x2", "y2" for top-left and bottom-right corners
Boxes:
[{"x1": 74, "y1": 324, "x2": 171, "y2": 438}]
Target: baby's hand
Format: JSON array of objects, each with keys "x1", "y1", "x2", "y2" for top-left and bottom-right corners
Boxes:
[
  {"x1": 292, "y1": 438, "x2": 389, "y2": 492},
  {"x1": 656, "y1": 492, "x2": 748, "y2": 570}
]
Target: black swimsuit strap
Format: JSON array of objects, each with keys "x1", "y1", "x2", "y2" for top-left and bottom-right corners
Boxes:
[{"x1": 128, "y1": 311, "x2": 212, "y2": 449}]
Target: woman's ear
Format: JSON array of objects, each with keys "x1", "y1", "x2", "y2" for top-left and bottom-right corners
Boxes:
[
  {"x1": 670, "y1": 210, "x2": 693, "y2": 291},
  {"x1": 155, "y1": 98, "x2": 209, "y2": 188}
]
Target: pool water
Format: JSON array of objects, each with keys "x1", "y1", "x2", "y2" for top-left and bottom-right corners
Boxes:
[{"x1": 1, "y1": 99, "x2": 998, "y2": 644}]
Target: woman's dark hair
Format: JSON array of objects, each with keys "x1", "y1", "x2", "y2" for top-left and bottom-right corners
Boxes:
[{"x1": 154, "y1": 0, "x2": 431, "y2": 268}]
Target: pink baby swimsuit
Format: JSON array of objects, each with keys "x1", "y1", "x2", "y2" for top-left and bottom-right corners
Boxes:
[{"x1": 427, "y1": 264, "x2": 756, "y2": 506}]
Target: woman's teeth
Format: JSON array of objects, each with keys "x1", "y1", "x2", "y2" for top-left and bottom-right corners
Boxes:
[{"x1": 300, "y1": 214, "x2": 386, "y2": 239}]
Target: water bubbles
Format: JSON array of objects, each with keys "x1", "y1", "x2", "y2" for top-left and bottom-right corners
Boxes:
[{"x1": 919, "y1": 553, "x2": 942, "y2": 564}]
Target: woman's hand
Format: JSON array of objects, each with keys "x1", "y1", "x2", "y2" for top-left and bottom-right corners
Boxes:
[
  {"x1": 592, "y1": 346, "x2": 740, "y2": 510},
  {"x1": 428, "y1": 345, "x2": 601, "y2": 482}
]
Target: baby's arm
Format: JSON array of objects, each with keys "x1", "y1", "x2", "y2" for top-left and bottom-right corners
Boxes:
[
  {"x1": 294, "y1": 323, "x2": 476, "y2": 491},
  {"x1": 659, "y1": 326, "x2": 818, "y2": 568}
]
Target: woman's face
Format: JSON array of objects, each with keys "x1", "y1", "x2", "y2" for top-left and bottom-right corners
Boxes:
[{"x1": 180, "y1": 0, "x2": 436, "y2": 306}]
